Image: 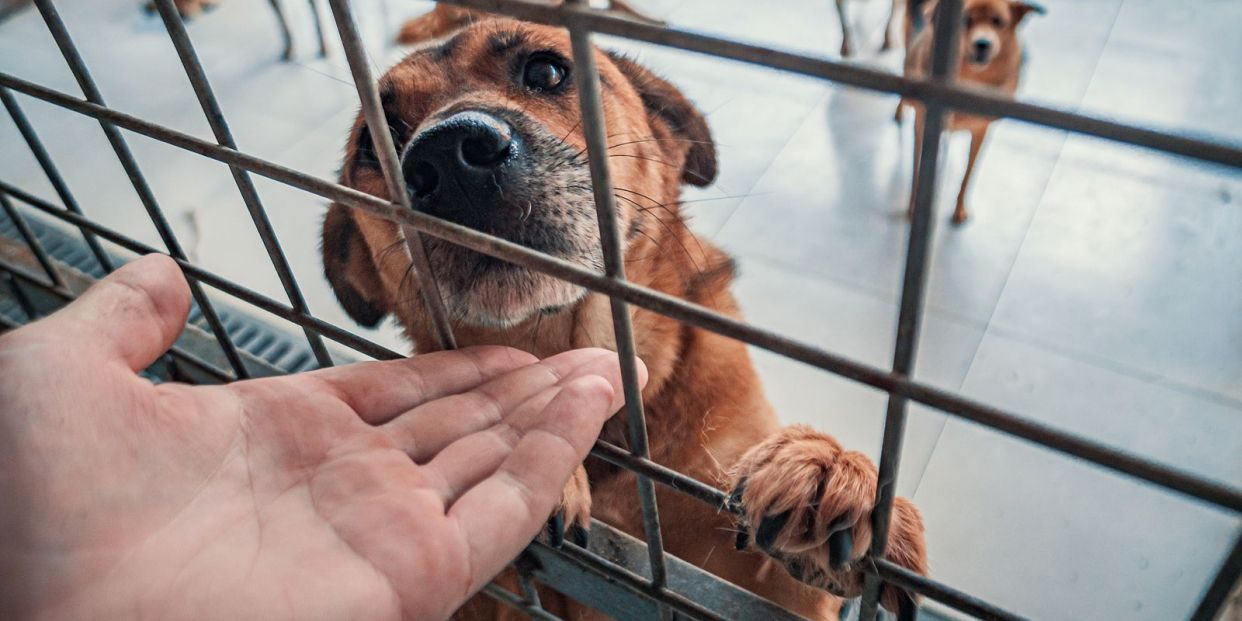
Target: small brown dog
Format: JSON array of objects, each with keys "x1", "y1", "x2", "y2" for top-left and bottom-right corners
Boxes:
[
  {"x1": 897, "y1": 0, "x2": 1044, "y2": 223},
  {"x1": 322, "y1": 18, "x2": 928, "y2": 620},
  {"x1": 396, "y1": 0, "x2": 664, "y2": 46}
]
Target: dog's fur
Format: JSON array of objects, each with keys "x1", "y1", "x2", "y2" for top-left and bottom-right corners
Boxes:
[
  {"x1": 897, "y1": 0, "x2": 1043, "y2": 223},
  {"x1": 321, "y1": 19, "x2": 927, "y2": 620},
  {"x1": 396, "y1": 0, "x2": 665, "y2": 47}
]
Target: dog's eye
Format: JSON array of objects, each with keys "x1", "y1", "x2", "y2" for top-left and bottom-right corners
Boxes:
[
  {"x1": 991, "y1": 15, "x2": 1004, "y2": 27},
  {"x1": 523, "y1": 55, "x2": 568, "y2": 93}
]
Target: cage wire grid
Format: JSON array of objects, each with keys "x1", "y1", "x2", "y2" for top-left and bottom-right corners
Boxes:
[{"x1": 0, "y1": 0, "x2": 1240, "y2": 619}]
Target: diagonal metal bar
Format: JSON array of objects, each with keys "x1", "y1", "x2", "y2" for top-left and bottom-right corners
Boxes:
[
  {"x1": 1189, "y1": 533, "x2": 1242, "y2": 621},
  {"x1": 32, "y1": 0, "x2": 250, "y2": 379},
  {"x1": 153, "y1": 0, "x2": 333, "y2": 369},
  {"x1": 565, "y1": 0, "x2": 669, "y2": 602},
  {"x1": 872, "y1": 559, "x2": 1028, "y2": 621},
  {"x1": 1, "y1": 86, "x2": 114, "y2": 273},
  {"x1": 325, "y1": 0, "x2": 456, "y2": 351},
  {"x1": 5, "y1": 74, "x2": 1241, "y2": 517},
  {"x1": 0, "y1": 191, "x2": 63, "y2": 288},
  {"x1": 0, "y1": 180, "x2": 400, "y2": 362},
  {"x1": 436, "y1": 0, "x2": 1242, "y2": 172},
  {"x1": 482, "y1": 583, "x2": 563, "y2": 621},
  {"x1": 859, "y1": 0, "x2": 963, "y2": 618}
]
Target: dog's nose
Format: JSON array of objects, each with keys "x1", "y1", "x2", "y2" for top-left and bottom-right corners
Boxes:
[
  {"x1": 973, "y1": 39, "x2": 992, "y2": 54},
  {"x1": 401, "y1": 111, "x2": 516, "y2": 217}
]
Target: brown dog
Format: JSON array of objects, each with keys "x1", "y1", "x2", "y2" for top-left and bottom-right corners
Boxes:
[
  {"x1": 321, "y1": 19, "x2": 928, "y2": 619},
  {"x1": 396, "y1": 0, "x2": 664, "y2": 46},
  {"x1": 898, "y1": 0, "x2": 1044, "y2": 223}
]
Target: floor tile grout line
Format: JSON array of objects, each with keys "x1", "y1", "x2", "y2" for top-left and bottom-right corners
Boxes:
[{"x1": 705, "y1": 87, "x2": 835, "y2": 240}]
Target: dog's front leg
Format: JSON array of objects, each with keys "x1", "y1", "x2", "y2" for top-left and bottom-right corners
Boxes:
[
  {"x1": 727, "y1": 425, "x2": 927, "y2": 617},
  {"x1": 543, "y1": 465, "x2": 592, "y2": 548}
]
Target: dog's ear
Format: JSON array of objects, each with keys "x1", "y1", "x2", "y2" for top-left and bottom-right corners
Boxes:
[
  {"x1": 604, "y1": 52, "x2": 717, "y2": 187},
  {"x1": 321, "y1": 204, "x2": 389, "y2": 328},
  {"x1": 396, "y1": 5, "x2": 482, "y2": 45},
  {"x1": 1010, "y1": 1, "x2": 1046, "y2": 23}
]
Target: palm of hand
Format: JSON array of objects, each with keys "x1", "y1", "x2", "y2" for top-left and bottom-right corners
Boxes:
[{"x1": 0, "y1": 255, "x2": 634, "y2": 621}]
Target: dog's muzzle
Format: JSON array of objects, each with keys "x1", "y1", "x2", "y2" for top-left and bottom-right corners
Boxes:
[{"x1": 970, "y1": 38, "x2": 994, "y2": 64}]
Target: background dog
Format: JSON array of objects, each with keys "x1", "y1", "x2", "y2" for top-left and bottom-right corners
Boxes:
[
  {"x1": 897, "y1": 0, "x2": 1044, "y2": 224},
  {"x1": 321, "y1": 18, "x2": 928, "y2": 620}
]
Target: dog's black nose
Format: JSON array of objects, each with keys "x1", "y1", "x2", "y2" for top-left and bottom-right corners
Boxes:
[
  {"x1": 401, "y1": 111, "x2": 517, "y2": 219},
  {"x1": 973, "y1": 39, "x2": 992, "y2": 54}
]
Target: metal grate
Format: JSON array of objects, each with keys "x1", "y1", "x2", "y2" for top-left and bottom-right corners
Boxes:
[{"x1": 1, "y1": 0, "x2": 1240, "y2": 619}]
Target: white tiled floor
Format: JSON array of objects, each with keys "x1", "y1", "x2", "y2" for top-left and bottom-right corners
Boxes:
[{"x1": 2, "y1": 0, "x2": 1240, "y2": 619}]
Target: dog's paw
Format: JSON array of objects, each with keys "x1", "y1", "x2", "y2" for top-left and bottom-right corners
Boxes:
[
  {"x1": 727, "y1": 425, "x2": 927, "y2": 614},
  {"x1": 544, "y1": 465, "x2": 591, "y2": 548}
]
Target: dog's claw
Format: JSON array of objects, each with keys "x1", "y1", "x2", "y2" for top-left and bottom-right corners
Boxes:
[
  {"x1": 897, "y1": 590, "x2": 918, "y2": 621},
  {"x1": 755, "y1": 510, "x2": 791, "y2": 551},
  {"x1": 546, "y1": 512, "x2": 565, "y2": 548},
  {"x1": 569, "y1": 523, "x2": 589, "y2": 548},
  {"x1": 828, "y1": 527, "x2": 853, "y2": 569}
]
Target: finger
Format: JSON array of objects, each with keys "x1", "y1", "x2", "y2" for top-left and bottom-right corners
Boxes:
[
  {"x1": 448, "y1": 376, "x2": 619, "y2": 595},
  {"x1": 302, "y1": 346, "x2": 537, "y2": 424},
  {"x1": 383, "y1": 348, "x2": 623, "y2": 462},
  {"x1": 33, "y1": 254, "x2": 189, "y2": 372},
  {"x1": 421, "y1": 384, "x2": 560, "y2": 505},
  {"x1": 411, "y1": 349, "x2": 636, "y2": 501}
]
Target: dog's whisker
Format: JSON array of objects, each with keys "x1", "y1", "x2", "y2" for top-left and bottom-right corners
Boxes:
[{"x1": 608, "y1": 153, "x2": 713, "y2": 184}]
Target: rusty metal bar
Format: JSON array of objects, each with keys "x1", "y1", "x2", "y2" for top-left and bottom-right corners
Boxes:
[
  {"x1": 32, "y1": 0, "x2": 250, "y2": 378},
  {"x1": 154, "y1": 0, "x2": 334, "y2": 369},
  {"x1": 0, "y1": 180, "x2": 402, "y2": 362},
  {"x1": 860, "y1": 0, "x2": 963, "y2": 617},
  {"x1": 565, "y1": 0, "x2": 670, "y2": 602},
  {"x1": 325, "y1": 0, "x2": 457, "y2": 351},
  {"x1": 0, "y1": 191, "x2": 62, "y2": 288},
  {"x1": 0, "y1": 86, "x2": 113, "y2": 273},
  {"x1": 1189, "y1": 533, "x2": 1242, "y2": 621}
]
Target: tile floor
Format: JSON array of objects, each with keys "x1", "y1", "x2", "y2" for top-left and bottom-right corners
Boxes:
[{"x1": 1, "y1": 0, "x2": 1240, "y2": 619}]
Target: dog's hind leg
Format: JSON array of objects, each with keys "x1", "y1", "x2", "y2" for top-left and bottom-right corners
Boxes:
[
  {"x1": 308, "y1": 0, "x2": 328, "y2": 57},
  {"x1": 953, "y1": 124, "x2": 988, "y2": 224},
  {"x1": 881, "y1": 0, "x2": 902, "y2": 50},
  {"x1": 906, "y1": 107, "x2": 925, "y2": 219},
  {"x1": 835, "y1": 0, "x2": 853, "y2": 57}
]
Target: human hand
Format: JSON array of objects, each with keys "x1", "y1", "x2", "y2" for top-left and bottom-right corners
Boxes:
[{"x1": 0, "y1": 254, "x2": 644, "y2": 620}]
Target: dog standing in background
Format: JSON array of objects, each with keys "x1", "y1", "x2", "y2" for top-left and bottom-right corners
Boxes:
[{"x1": 897, "y1": 0, "x2": 1044, "y2": 223}]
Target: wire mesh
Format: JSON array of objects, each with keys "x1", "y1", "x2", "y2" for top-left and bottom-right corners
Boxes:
[{"x1": 1, "y1": 1, "x2": 1241, "y2": 620}]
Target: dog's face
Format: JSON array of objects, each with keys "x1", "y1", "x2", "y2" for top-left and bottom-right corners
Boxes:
[
  {"x1": 322, "y1": 20, "x2": 715, "y2": 332},
  {"x1": 950, "y1": 0, "x2": 1044, "y2": 66}
]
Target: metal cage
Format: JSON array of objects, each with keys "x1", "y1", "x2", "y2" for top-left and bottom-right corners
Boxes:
[{"x1": 1, "y1": 0, "x2": 1240, "y2": 619}]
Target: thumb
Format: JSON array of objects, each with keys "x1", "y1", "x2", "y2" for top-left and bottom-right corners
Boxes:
[{"x1": 45, "y1": 254, "x2": 190, "y2": 372}]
